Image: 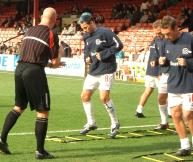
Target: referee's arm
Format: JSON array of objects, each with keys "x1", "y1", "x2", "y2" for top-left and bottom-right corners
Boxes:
[
  {"x1": 48, "y1": 32, "x2": 65, "y2": 68},
  {"x1": 48, "y1": 57, "x2": 64, "y2": 68}
]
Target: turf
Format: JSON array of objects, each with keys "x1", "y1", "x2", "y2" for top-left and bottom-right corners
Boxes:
[{"x1": 0, "y1": 71, "x2": 191, "y2": 162}]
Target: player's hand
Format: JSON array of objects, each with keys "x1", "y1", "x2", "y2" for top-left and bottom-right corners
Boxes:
[
  {"x1": 177, "y1": 57, "x2": 186, "y2": 66},
  {"x1": 96, "y1": 52, "x2": 101, "y2": 60},
  {"x1": 59, "y1": 61, "x2": 66, "y2": 67},
  {"x1": 85, "y1": 57, "x2": 91, "y2": 64},
  {"x1": 150, "y1": 61, "x2": 156, "y2": 67},
  {"x1": 159, "y1": 56, "x2": 166, "y2": 65}
]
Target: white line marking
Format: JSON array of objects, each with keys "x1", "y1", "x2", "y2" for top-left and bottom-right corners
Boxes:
[
  {"x1": 9, "y1": 124, "x2": 173, "y2": 136},
  {"x1": 0, "y1": 71, "x2": 158, "y2": 137}
]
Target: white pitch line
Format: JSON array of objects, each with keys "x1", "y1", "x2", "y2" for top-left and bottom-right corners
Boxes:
[{"x1": 8, "y1": 124, "x2": 174, "y2": 136}]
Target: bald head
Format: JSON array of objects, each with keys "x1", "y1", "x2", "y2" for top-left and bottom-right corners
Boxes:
[
  {"x1": 40, "y1": 7, "x2": 57, "y2": 29},
  {"x1": 42, "y1": 7, "x2": 56, "y2": 19}
]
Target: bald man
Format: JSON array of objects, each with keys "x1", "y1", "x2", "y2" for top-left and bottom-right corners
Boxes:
[{"x1": 0, "y1": 7, "x2": 62, "y2": 159}]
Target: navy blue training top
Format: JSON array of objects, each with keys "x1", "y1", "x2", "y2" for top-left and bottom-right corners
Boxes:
[
  {"x1": 146, "y1": 38, "x2": 159, "y2": 76},
  {"x1": 83, "y1": 27, "x2": 123, "y2": 76},
  {"x1": 163, "y1": 32, "x2": 193, "y2": 93},
  {"x1": 155, "y1": 38, "x2": 169, "y2": 74}
]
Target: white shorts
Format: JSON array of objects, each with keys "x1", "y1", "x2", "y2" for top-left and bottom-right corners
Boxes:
[
  {"x1": 83, "y1": 73, "x2": 115, "y2": 90},
  {"x1": 158, "y1": 73, "x2": 168, "y2": 94},
  {"x1": 168, "y1": 93, "x2": 193, "y2": 111},
  {"x1": 145, "y1": 75, "x2": 158, "y2": 88}
]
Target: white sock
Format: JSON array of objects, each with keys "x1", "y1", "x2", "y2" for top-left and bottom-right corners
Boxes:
[
  {"x1": 104, "y1": 99, "x2": 118, "y2": 128},
  {"x1": 192, "y1": 136, "x2": 193, "y2": 147},
  {"x1": 136, "y1": 105, "x2": 143, "y2": 113},
  {"x1": 180, "y1": 138, "x2": 190, "y2": 150},
  {"x1": 82, "y1": 101, "x2": 95, "y2": 125},
  {"x1": 158, "y1": 104, "x2": 168, "y2": 124},
  {"x1": 167, "y1": 106, "x2": 171, "y2": 116}
]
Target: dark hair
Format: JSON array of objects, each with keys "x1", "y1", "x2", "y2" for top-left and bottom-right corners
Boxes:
[
  {"x1": 78, "y1": 12, "x2": 94, "y2": 24},
  {"x1": 161, "y1": 15, "x2": 176, "y2": 30},
  {"x1": 95, "y1": 15, "x2": 105, "y2": 24},
  {"x1": 153, "y1": 19, "x2": 161, "y2": 29}
]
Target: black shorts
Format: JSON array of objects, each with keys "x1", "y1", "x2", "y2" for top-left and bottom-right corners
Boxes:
[{"x1": 15, "y1": 63, "x2": 50, "y2": 111}]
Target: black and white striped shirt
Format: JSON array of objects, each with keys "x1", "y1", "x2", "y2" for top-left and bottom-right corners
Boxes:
[{"x1": 19, "y1": 25, "x2": 59, "y2": 66}]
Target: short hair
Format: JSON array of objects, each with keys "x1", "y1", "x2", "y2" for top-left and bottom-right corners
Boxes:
[
  {"x1": 78, "y1": 12, "x2": 94, "y2": 24},
  {"x1": 153, "y1": 19, "x2": 161, "y2": 29},
  {"x1": 161, "y1": 15, "x2": 176, "y2": 29},
  {"x1": 95, "y1": 16, "x2": 105, "y2": 24}
]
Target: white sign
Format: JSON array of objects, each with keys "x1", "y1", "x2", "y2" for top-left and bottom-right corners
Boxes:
[
  {"x1": 45, "y1": 57, "x2": 85, "y2": 77},
  {"x1": 0, "y1": 54, "x2": 19, "y2": 71},
  {"x1": 0, "y1": 54, "x2": 85, "y2": 77}
]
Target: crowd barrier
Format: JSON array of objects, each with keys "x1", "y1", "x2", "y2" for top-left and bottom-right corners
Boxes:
[{"x1": 0, "y1": 54, "x2": 146, "y2": 81}]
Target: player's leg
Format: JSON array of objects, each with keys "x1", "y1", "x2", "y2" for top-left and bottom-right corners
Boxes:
[
  {"x1": 155, "y1": 73, "x2": 169, "y2": 130},
  {"x1": 182, "y1": 93, "x2": 193, "y2": 156},
  {"x1": 155, "y1": 93, "x2": 169, "y2": 129},
  {"x1": 0, "y1": 63, "x2": 27, "y2": 154},
  {"x1": 136, "y1": 87, "x2": 154, "y2": 117},
  {"x1": 23, "y1": 64, "x2": 54, "y2": 159},
  {"x1": 81, "y1": 89, "x2": 95, "y2": 125},
  {"x1": 168, "y1": 93, "x2": 191, "y2": 156},
  {"x1": 35, "y1": 111, "x2": 54, "y2": 159},
  {"x1": 0, "y1": 106, "x2": 24, "y2": 154},
  {"x1": 183, "y1": 110, "x2": 193, "y2": 151},
  {"x1": 100, "y1": 90, "x2": 119, "y2": 127},
  {"x1": 155, "y1": 92, "x2": 169, "y2": 130},
  {"x1": 99, "y1": 73, "x2": 119, "y2": 138},
  {"x1": 34, "y1": 106, "x2": 53, "y2": 159},
  {"x1": 99, "y1": 90, "x2": 120, "y2": 138},
  {"x1": 80, "y1": 74, "x2": 98, "y2": 134},
  {"x1": 172, "y1": 106, "x2": 191, "y2": 156},
  {"x1": 80, "y1": 89, "x2": 97, "y2": 134},
  {"x1": 135, "y1": 75, "x2": 156, "y2": 118}
]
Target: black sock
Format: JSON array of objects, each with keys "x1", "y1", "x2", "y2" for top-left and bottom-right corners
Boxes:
[
  {"x1": 35, "y1": 118, "x2": 48, "y2": 153},
  {"x1": 1, "y1": 110, "x2": 21, "y2": 143}
]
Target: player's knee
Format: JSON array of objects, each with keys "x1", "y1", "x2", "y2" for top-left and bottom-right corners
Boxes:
[
  {"x1": 81, "y1": 93, "x2": 90, "y2": 102},
  {"x1": 143, "y1": 89, "x2": 153, "y2": 97},
  {"x1": 184, "y1": 112, "x2": 193, "y2": 121},
  {"x1": 37, "y1": 111, "x2": 49, "y2": 118},
  {"x1": 100, "y1": 97, "x2": 109, "y2": 104},
  {"x1": 158, "y1": 94, "x2": 167, "y2": 104},
  {"x1": 171, "y1": 110, "x2": 181, "y2": 120},
  {"x1": 158, "y1": 97, "x2": 167, "y2": 105},
  {"x1": 13, "y1": 106, "x2": 24, "y2": 114}
]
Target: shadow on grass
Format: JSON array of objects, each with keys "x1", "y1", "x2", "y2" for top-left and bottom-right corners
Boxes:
[
  {"x1": 0, "y1": 105, "x2": 13, "y2": 108},
  {"x1": 51, "y1": 141, "x2": 178, "y2": 159}
]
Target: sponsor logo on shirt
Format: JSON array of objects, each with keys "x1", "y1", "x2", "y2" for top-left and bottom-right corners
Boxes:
[
  {"x1": 182, "y1": 48, "x2": 192, "y2": 55},
  {"x1": 95, "y1": 39, "x2": 106, "y2": 45},
  {"x1": 170, "y1": 61, "x2": 179, "y2": 66}
]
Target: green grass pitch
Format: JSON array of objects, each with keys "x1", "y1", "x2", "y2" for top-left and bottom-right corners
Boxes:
[{"x1": 0, "y1": 71, "x2": 192, "y2": 162}]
